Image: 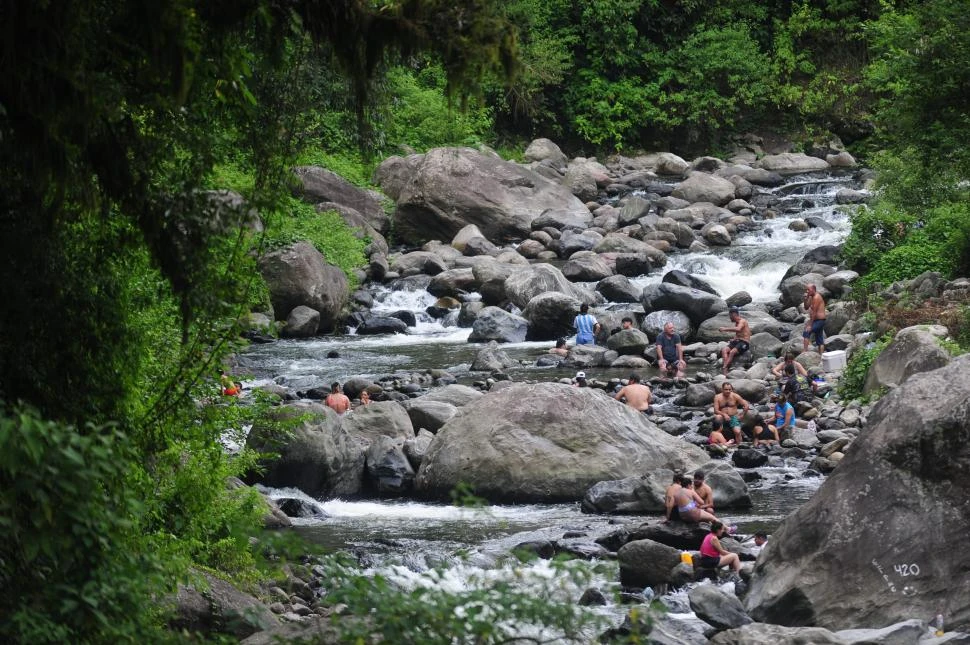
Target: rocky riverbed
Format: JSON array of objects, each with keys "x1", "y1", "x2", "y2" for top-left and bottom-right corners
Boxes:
[{"x1": 192, "y1": 137, "x2": 970, "y2": 643}]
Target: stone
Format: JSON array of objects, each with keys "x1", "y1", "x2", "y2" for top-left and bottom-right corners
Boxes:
[
  {"x1": 282, "y1": 305, "x2": 320, "y2": 338},
  {"x1": 754, "y1": 153, "x2": 830, "y2": 175},
  {"x1": 606, "y1": 328, "x2": 651, "y2": 355},
  {"x1": 732, "y1": 449, "x2": 768, "y2": 469},
  {"x1": 401, "y1": 400, "x2": 459, "y2": 433},
  {"x1": 672, "y1": 172, "x2": 737, "y2": 206},
  {"x1": 744, "y1": 355, "x2": 970, "y2": 630},
  {"x1": 709, "y1": 623, "x2": 843, "y2": 644},
  {"x1": 562, "y1": 252, "x2": 613, "y2": 282},
  {"x1": 245, "y1": 403, "x2": 365, "y2": 498},
  {"x1": 365, "y1": 436, "x2": 415, "y2": 495},
  {"x1": 863, "y1": 325, "x2": 951, "y2": 395},
  {"x1": 382, "y1": 147, "x2": 590, "y2": 244},
  {"x1": 415, "y1": 383, "x2": 709, "y2": 503},
  {"x1": 470, "y1": 340, "x2": 517, "y2": 372},
  {"x1": 641, "y1": 282, "x2": 727, "y2": 327},
  {"x1": 356, "y1": 316, "x2": 408, "y2": 335},
  {"x1": 688, "y1": 585, "x2": 753, "y2": 630},
  {"x1": 505, "y1": 263, "x2": 597, "y2": 310},
  {"x1": 596, "y1": 274, "x2": 642, "y2": 303},
  {"x1": 522, "y1": 291, "x2": 582, "y2": 341},
  {"x1": 259, "y1": 242, "x2": 349, "y2": 333},
  {"x1": 292, "y1": 166, "x2": 389, "y2": 233},
  {"x1": 617, "y1": 539, "x2": 682, "y2": 587},
  {"x1": 468, "y1": 306, "x2": 529, "y2": 343},
  {"x1": 834, "y1": 619, "x2": 927, "y2": 645}
]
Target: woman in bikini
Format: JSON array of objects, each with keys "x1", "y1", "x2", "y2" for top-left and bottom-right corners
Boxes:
[{"x1": 673, "y1": 475, "x2": 723, "y2": 524}]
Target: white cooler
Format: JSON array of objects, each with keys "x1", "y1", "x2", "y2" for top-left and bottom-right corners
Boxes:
[{"x1": 821, "y1": 350, "x2": 847, "y2": 372}]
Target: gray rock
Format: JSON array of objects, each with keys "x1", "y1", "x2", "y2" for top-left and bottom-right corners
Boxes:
[
  {"x1": 672, "y1": 173, "x2": 737, "y2": 206},
  {"x1": 597, "y1": 274, "x2": 643, "y2": 303},
  {"x1": 617, "y1": 539, "x2": 682, "y2": 587},
  {"x1": 468, "y1": 306, "x2": 529, "y2": 343},
  {"x1": 365, "y1": 436, "x2": 415, "y2": 495},
  {"x1": 259, "y1": 242, "x2": 349, "y2": 333},
  {"x1": 246, "y1": 403, "x2": 365, "y2": 497},
  {"x1": 356, "y1": 316, "x2": 409, "y2": 335},
  {"x1": 745, "y1": 355, "x2": 970, "y2": 630},
  {"x1": 403, "y1": 428, "x2": 435, "y2": 469},
  {"x1": 709, "y1": 623, "x2": 843, "y2": 644},
  {"x1": 663, "y1": 269, "x2": 719, "y2": 295},
  {"x1": 835, "y1": 619, "x2": 927, "y2": 645},
  {"x1": 505, "y1": 263, "x2": 597, "y2": 309},
  {"x1": 292, "y1": 166, "x2": 388, "y2": 233},
  {"x1": 471, "y1": 340, "x2": 517, "y2": 371},
  {"x1": 754, "y1": 153, "x2": 830, "y2": 175},
  {"x1": 523, "y1": 138, "x2": 568, "y2": 169},
  {"x1": 688, "y1": 585, "x2": 753, "y2": 630},
  {"x1": 642, "y1": 283, "x2": 727, "y2": 327},
  {"x1": 282, "y1": 305, "x2": 320, "y2": 338},
  {"x1": 402, "y1": 400, "x2": 459, "y2": 433},
  {"x1": 522, "y1": 291, "x2": 582, "y2": 341},
  {"x1": 732, "y1": 449, "x2": 768, "y2": 469},
  {"x1": 607, "y1": 328, "x2": 652, "y2": 355},
  {"x1": 415, "y1": 383, "x2": 709, "y2": 503},
  {"x1": 562, "y1": 252, "x2": 613, "y2": 282},
  {"x1": 642, "y1": 310, "x2": 693, "y2": 341},
  {"x1": 420, "y1": 384, "x2": 484, "y2": 408},
  {"x1": 383, "y1": 147, "x2": 590, "y2": 244},
  {"x1": 863, "y1": 325, "x2": 951, "y2": 395}
]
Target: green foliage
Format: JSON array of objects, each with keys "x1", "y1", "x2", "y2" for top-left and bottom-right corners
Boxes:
[
  {"x1": 838, "y1": 334, "x2": 891, "y2": 402},
  {"x1": 263, "y1": 198, "x2": 369, "y2": 283},
  {"x1": 0, "y1": 405, "x2": 166, "y2": 643}
]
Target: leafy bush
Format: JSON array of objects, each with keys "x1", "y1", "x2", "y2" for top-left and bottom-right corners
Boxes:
[
  {"x1": 0, "y1": 405, "x2": 167, "y2": 643},
  {"x1": 838, "y1": 334, "x2": 892, "y2": 402}
]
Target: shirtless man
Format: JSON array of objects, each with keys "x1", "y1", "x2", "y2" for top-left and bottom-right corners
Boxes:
[
  {"x1": 614, "y1": 373, "x2": 652, "y2": 414},
  {"x1": 693, "y1": 471, "x2": 715, "y2": 513},
  {"x1": 713, "y1": 381, "x2": 750, "y2": 444},
  {"x1": 664, "y1": 473, "x2": 683, "y2": 523},
  {"x1": 325, "y1": 382, "x2": 351, "y2": 414},
  {"x1": 655, "y1": 322, "x2": 687, "y2": 379},
  {"x1": 802, "y1": 284, "x2": 827, "y2": 355},
  {"x1": 549, "y1": 338, "x2": 568, "y2": 356},
  {"x1": 719, "y1": 307, "x2": 751, "y2": 375}
]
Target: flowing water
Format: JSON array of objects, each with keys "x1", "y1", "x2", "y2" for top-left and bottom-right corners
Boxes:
[{"x1": 239, "y1": 170, "x2": 864, "y2": 636}]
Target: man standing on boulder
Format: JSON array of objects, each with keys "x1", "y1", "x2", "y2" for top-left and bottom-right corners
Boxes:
[
  {"x1": 656, "y1": 322, "x2": 686, "y2": 380},
  {"x1": 573, "y1": 303, "x2": 600, "y2": 346},
  {"x1": 714, "y1": 381, "x2": 751, "y2": 444},
  {"x1": 802, "y1": 284, "x2": 827, "y2": 355},
  {"x1": 614, "y1": 373, "x2": 653, "y2": 414},
  {"x1": 719, "y1": 307, "x2": 751, "y2": 375}
]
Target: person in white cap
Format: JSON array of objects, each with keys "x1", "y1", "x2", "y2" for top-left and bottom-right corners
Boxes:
[{"x1": 574, "y1": 371, "x2": 588, "y2": 387}]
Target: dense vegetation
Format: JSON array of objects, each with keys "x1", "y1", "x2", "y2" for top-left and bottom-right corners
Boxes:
[{"x1": 1, "y1": 0, "x2": 968, "y2": 641}]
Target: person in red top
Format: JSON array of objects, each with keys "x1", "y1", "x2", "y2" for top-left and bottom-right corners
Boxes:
[{"x1": 698, "y1": 521, "x2": 742, "y2": 574}]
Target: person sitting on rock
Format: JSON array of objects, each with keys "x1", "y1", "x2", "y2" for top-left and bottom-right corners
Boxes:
[
  {"x1": 754, "y1": 392, "x2": 795, "y2": 446},
  {"x1": 664, "y1": 473, "x2": 684, "y2": 523},
  {"x1": 549, "y1": 338, "x2": 568, "y2": 356},
  {"x1": 673, "y1": 475, "x2": 724, "y2": 525},
  {"x1": 719, "y1": 307, "x2": 751, "y2": 375},
  {"x1": 656, "y1": 322, "x2": 687, "y2": 380},
  {"x1": 708, "y1": 417, "x2": 735, "y2": 446},
  {"x1": 781, "y1": 363, "x2": 816, "y2": 404},
  {"x1": 771, "y1": 351, "x2": 808, "y2": 381},
  {"x1": 713, "y1": 381, "x2": 750, "y2": 444},
  {"x1": 614, "y1": 373, "x2": 653, "y2": 414},
  {"x1": 693, "y1": 471, "x2": 715, "y2": 513},
  {"x1": 573, "y1": 303, "x2": 601, "y2": 346},
  {"x1": 574, "y1": 371, "x2": 588, "y2": 387},
  {"x1": 325, "y1": 382, "x2": 351, "y2": 415},
  {"x1": 698, "y1": 521, "x2": 742, "y2": 576},
  {"x1": 357, "y1": 390, "x2": 371, "y2": 407},
  {"x1": 220, "y1": 370, "x2": 241, "y2": 396}
]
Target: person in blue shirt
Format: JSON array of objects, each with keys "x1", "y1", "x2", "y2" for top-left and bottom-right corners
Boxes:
[
  {"x1": 754, "y1": 392, "x2": 795, "y2": 447},
  {"x1": 573, "y1": 303, "x2": 600, "y2": 345}
]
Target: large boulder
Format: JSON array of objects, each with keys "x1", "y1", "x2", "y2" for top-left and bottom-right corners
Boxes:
[
  {"x1": 523, "y1": 138, "x2": 568, "y2": 169},
  {"x1": 291, "y1": 166, "x2": 389, "y2": 233},
  {"x1": 522, "y1": 291, "x2": 581, "y2": 341},
  {"x1": 468, "y1": 306, "x2": 529, "y2": 343},
  {"x1": 744, "y1": 355, "x2": 970, "y2": 630},
  {"x1": 863, "y1": 325, "x2": 951, "y2": 395},
  {"x1": 642, "y1": 282, "x2": 728, "y2": 327},
  {"x1": 606, "y1": 328, "x2": 651, "y2": 355},
  {"x1": 562, "y1": 252, "x2": 613, "y2": 282},
  {"x1": 245, "y1": 403, "x2": 365, "y2": 498},
  {"x1": 470, "y1": 340, "x2": 518, "y2": 372},
  {"x1": 617, "y1": 539, "x2": 682, "y2": 587},
  {"x1": 641, "y1": 310, "x2": 693, "y2": 341},
  {"x1": 688, "y1": 585, "x2": 753, "y2": 631},
  {"x1": 341, "y1": 401, "x2": 415, "y2": 444},
  {"x1": 382, "y1": 147, "x2": 591, "y2": 245},
  {"x1": 401, "y1": 399, "x2": 459, "y2": 433},
  {"x1": 505, "y1": 263, "x2": 596, "y2": 309},
  {"x1": 672, "y1": 172, "x2": 736, "y2": 206},
  {"x1": 709, "y1": 624, "x2": 844, "y2": 644},
  {"x1": 596, "y1": 275, "x2": 642, "y2": 303},
  {"x1": 259, "y1": 242, "x2": 349, "y2": 333},
  {"x1": 414, "y1": 383, "x2": 709, "y2": 503},
  {"x1": 754, "y1": 153, "x2": 830, "y2": 175}
]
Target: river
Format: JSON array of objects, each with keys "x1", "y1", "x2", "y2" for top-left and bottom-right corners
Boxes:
[{"x1": 238, "y1": 169, "x2": 863, "y2": 638}]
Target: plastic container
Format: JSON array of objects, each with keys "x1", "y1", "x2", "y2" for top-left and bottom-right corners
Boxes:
[
  {"x1": 680, "y1": 551, "x2": 693, "y2": 566},
  {"x1": 821, "y1": 350, "x2": 847, "y2": 372}
]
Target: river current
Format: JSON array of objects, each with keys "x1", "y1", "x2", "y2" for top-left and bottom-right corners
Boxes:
[{"x1": 238, "y1": 170, "x2": 863, "y2": 637}]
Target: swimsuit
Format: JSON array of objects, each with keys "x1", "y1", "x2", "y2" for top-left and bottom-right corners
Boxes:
[
  {"x1": 678, "y1": 500, "x2": 697, "y2": 514},
  {"x1": 727, "y1": 415, "x2": 741, "y2": 428},
  {"x1": 728, "y1": 339, "x2": 750, "y2": 354}
]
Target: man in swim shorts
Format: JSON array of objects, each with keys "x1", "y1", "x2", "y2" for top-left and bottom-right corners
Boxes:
[
  {"x1": 713, "y1": 381, "x2": 751, "y2": 444},
  {"x1": 802, "y1": 283, "x2": 827, "y2": 355},
  {"x1": 719, "y1": 307, "x2": 751, "y2": 375},
  {"x1": 614, "y1": 373, "x2": 653, "y2": 414}
]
